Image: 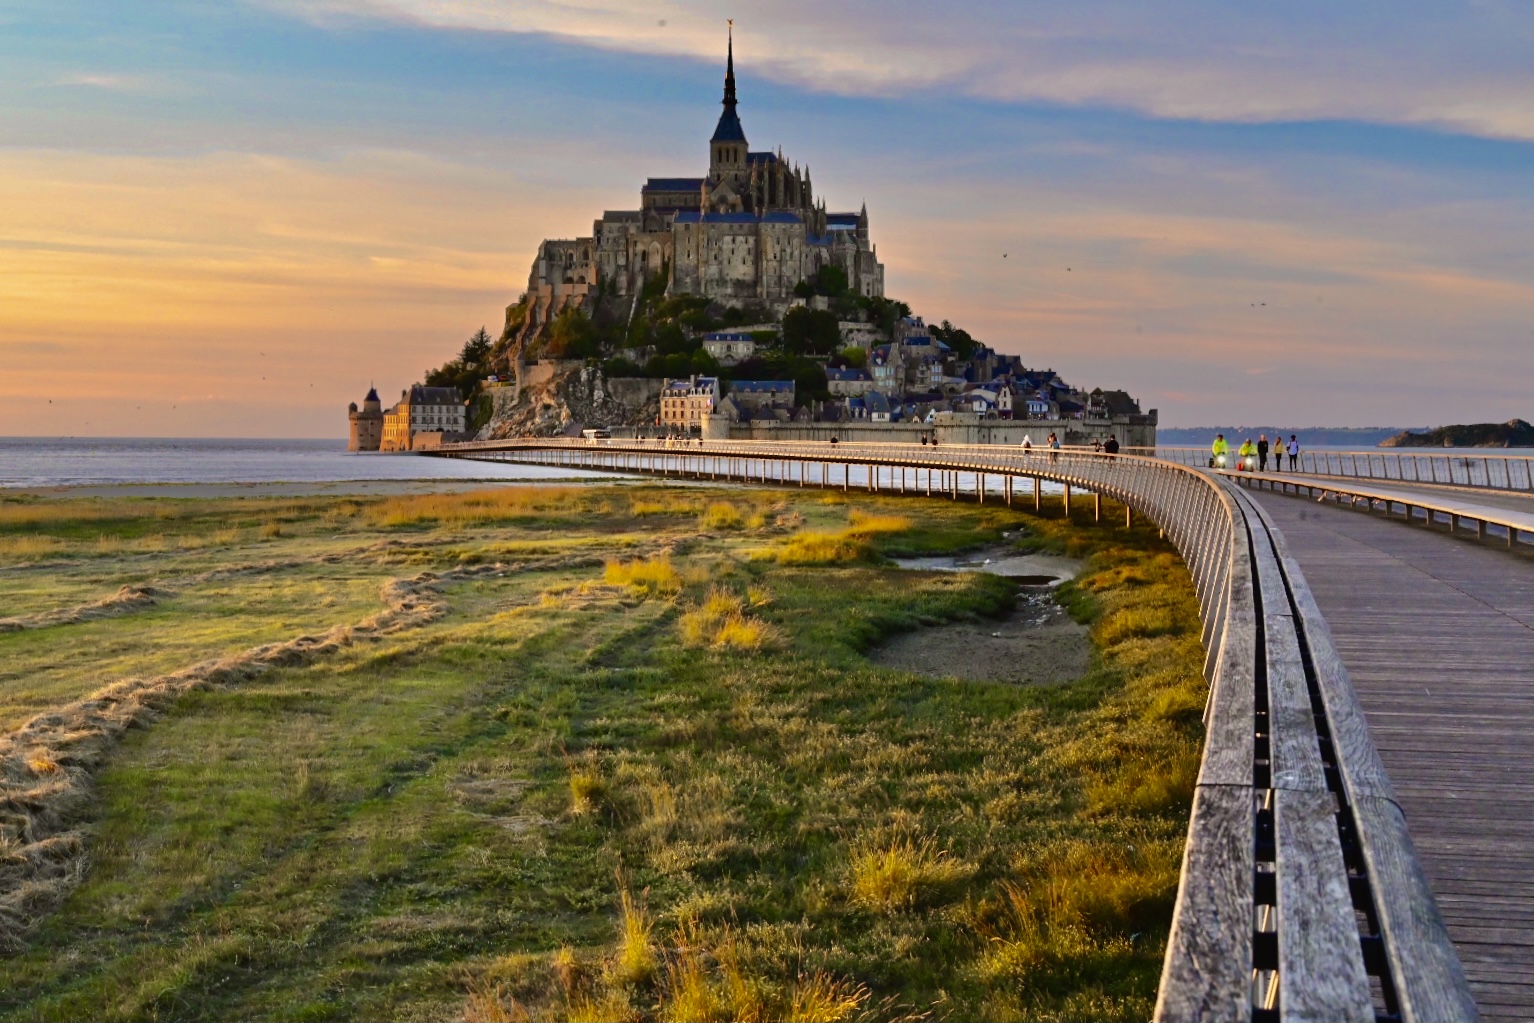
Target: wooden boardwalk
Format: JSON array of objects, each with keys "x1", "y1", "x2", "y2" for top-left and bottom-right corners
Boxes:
[{"x1": 1253, "y1": 490, "x2": 1534, "y2": 1020}]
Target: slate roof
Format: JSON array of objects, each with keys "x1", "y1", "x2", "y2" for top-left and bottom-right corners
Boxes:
[
  {"x1": 644, "y1": 178, "x2": 705, "y2": 193},
  {"x1": 407, "y1": 385, "x2": 462, "y2": 407},
  {"x1": 731, "y1": 380, "x2": 794, "y2": 393},
  {"x1": 825, "y1": 368, "x2": 871, "y2": 382}
]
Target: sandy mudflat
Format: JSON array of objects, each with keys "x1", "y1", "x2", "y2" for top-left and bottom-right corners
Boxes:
[
  {"x1": 5, "y1": 477, "x2": 640, "y2": 499},
  {"x1": 869, "y1": 588, "x2": 1091, "y2": 686}
]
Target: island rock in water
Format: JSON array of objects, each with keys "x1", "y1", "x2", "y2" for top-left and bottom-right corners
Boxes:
[{"x1": 1380, "y1": 419, "x2": 1534, "y2": 448}]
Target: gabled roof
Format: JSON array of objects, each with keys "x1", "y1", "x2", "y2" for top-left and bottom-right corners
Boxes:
[{"x1": 747, "y1": 151, "x2": 779, "y2": 165}]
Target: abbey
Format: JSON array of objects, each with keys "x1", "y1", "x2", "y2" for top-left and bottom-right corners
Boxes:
[{"x1": 522, "y1": 29, "x2": 884, "y2": 334}]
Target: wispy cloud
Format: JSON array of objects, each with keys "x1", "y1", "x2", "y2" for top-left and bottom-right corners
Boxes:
[
  {"x1": 263, "y1": 0, "x2": 1534, "y2": 139},
  {"x1": 53, "y1": 72, "x2": 162, "y2": 93}
]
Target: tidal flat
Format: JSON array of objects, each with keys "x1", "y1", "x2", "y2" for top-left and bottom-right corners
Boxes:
[{"x1": 0, "y1": 484, "x2": 1206, "y2": 1022}]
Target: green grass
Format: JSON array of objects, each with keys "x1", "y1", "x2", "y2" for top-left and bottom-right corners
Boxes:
[{"x1": 0, "y1": 485, "x2": 1205, "y2": 1022}]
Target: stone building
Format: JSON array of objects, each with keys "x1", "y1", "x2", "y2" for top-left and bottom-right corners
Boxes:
[
  {"x1": 347, "y1": 386, "x2": 384, "y2": 451},
  {"x1": 518, "y1": 28, "x2": 884, "y2": 338},
  {"x1": 660, "y1": 376, "x2": 720, "y2": 435},
  {"x1": 701, "y1": 331, "x2": 758, "y2": 365},
  {"x1": 379, "y1": 384, "x2": 469, "y2": 452}
]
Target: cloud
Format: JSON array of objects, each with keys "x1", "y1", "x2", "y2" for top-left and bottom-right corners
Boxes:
[
  {"x1": 261, "y1": 0, "x2": 1534, "y2": 139},
  {"x1": 53, "y1": 72, "x2": 162, "y2": 93}
]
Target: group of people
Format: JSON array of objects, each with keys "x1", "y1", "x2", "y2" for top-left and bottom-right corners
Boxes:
[{"x1": 1210, "y1": 433, "x2": 1301, "y2": 472}]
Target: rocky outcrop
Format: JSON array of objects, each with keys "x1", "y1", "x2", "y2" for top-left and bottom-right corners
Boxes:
[
  {"x1": 480, "y1": 364, "x2": 663, "y2": 439},
  {"x1": 1380, "y1": 419, "x2": 1534, "y2": 448}
]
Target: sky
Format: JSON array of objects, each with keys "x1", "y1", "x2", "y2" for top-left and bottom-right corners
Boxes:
[{"x1": 2, "y1": 1, "x2": 1532, "y2": 436}]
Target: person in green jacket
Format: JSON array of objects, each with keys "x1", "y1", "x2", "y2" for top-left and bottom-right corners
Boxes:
[
  {"x1": 1238, "y1": 437, "x2": 1257, "y2": 471},
  {"x1": 1210, "y1": 433, "x2": 1229, "y2": 468}
]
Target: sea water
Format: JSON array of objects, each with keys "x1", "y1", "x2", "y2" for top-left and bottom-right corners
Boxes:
[{"x1": 0, "y1": 437, "x2": 605, "y2": 488}]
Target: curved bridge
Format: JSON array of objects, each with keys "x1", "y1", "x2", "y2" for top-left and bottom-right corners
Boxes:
[{"x1": 431, "y1": 438, "x2": 1490, "y2": 1022}]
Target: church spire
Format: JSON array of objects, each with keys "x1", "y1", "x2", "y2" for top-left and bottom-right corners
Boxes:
[
  {"x1": 710, "y1": 21, "x2": 746, "y2": 145},
  {"x1": 724, "y1": 20, "x2": 736, "y2": 108}
]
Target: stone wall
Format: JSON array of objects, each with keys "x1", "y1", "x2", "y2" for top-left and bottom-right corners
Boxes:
[{"x1": 721, "y1": 416, "x2": 1157, "y2": 448}]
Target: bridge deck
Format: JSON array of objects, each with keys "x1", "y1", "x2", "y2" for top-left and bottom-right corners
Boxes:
[{"x1": 1253, "y1": 490, "x2": 1534, "y2": 1021}]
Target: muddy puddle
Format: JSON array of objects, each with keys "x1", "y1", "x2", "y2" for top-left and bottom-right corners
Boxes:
[{"x1": 874, "y1": 544, "x2": 1090, "y2": 685}]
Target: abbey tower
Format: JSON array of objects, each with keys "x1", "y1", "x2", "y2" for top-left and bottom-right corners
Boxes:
[{"x1": 517, "y1": 27, "x2": 884, "y2": 341}]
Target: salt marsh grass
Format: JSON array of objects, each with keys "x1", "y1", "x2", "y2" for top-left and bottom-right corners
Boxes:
[
  {"x1": 0, "y1": 485, "x2": 1203, "y2": 1022},
  {"x1": 370, "y1": 486, "x2": 586, "y2": 527},
  {"x1": 604, "y1": 555, "x2": 681, "y2": 595}
]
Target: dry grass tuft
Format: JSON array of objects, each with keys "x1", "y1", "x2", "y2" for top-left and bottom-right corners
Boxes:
[
  {"x1": 760, "y1": 508, "x2": 912, "y2": 565},
  {"x1": 786, "y1": 972, "x2": 868, "y2": 1023},
  {"x1": 678, "y1": 587, "x2": 779, "y2": 651},
  {"x1": 0, "y1": 535, "x2": 65, "y2": 559},
  {"x1": 259, "y1": 521, "x2": 284, "y2": 540},
  {"x1": 1098, "y1": 607, "x2": 1180, "y2": 645},
  {"x1": 849, "y1": 837, "x2": 974, "y2": 912},
  {"x1": 569, "y1": 767, "x2": 607, "y2": 816},
  {"x1": 462, "y1": 979, "x2": 532, "y2": 1023},
  {"x1": 631, "y1": 496, "x2": 700, "y2": 517},
  {"x1": 605, "y1": 556, "x2": 681, "y2": 596},
  {"x1": 698, "y1": 502, "x2": 745, "y2": 530},
  {"x1": 612, "y1": 888, "x2": 656, "y2": 986}
]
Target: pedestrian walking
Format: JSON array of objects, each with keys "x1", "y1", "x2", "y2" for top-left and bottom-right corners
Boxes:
[
  {"x1": 1047, "y1": 432, "x2": 1060, "y2": 465},
  {"x1": 1104, "y1": 434, "x2": 1120, "y2": 455},
  {"x1": 1287, "y1": 435, "x2": 1300, "y2": 470},
  {"x1": 1021, "y1": 434, "x2": 1032, "y2": 455},
  {"x1": 1257, "y1": 434, "x2": 1270, "y2": 472}
]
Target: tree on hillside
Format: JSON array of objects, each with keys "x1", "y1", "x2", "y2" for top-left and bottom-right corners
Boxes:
[
  {"x1": 544, "y1": 308, "x2": 604, "y2": 360},
  {"x1": 425, "y1": 326, "x2": 497, "y2": 399},
  {"x1": 932, "y1": 319, "x2": 979, "y2": 360},
  {"x1": 781, "y1": 307, "x2": 841, "y2": 356},
  {"x1": 859, "y1": 295, "x2": 910, "y2": 337}
]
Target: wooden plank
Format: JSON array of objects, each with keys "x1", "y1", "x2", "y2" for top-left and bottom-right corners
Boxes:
[
  {"x1": 1197, "y1": 508, "x2": 1256, "y2": 785},
  {"x1": 1249, "y1": 501, "x2": 1398, "y2": 803},
  {"x1": 1263, "y1": 612, "x2": 1327, "y2": 793},
  {"x1": 1273, "y1": 788, "x2": 1374, "y2": 1022},
  {"x1": 1352, "y1": 795, "x2": 1481, "y2": 1023},
  {"x1": 1155, "y1": 784, "x2": 1255, "y2": 1023}
]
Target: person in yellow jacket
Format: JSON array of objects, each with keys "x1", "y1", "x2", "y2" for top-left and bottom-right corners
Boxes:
[
  {"x1": 1237, "y1": 437, "x2": 1257, "y2": 471},
  {"x1": 1209, "y1": 433, "x2": 1229, "y2": 468}
]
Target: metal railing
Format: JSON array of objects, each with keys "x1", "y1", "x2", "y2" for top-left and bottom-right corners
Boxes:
[
  {"x1": 1234, "y1": 472, "x2": 1532, "y2": 551},
  {"x1": 428, "y1": 437, "x2": 1475, "y2": 1022},
  {"x1": 1138, "y1": 445, "x2": 1534, "y2": 492}
]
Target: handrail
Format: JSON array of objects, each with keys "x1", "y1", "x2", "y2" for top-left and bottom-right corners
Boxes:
[
  {"x1": 426, "y1": 437, "x2": 1475, "y2": 1021},
  {"x1": 1132, "y1": 444, "x2": 1534, "y2": 493},
  {"x1": 1232, "y1": 471, "x2": 1532, "y2": 550}
]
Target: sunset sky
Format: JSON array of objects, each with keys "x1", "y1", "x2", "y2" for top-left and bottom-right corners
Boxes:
[{"x1": 4, "y1": 1, "x2": 1532, "y2": 436}]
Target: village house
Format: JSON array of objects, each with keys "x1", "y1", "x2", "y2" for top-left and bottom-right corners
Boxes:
[
  {"x1": 825, "y1": 367, "x2": 875, "y2": 397},
  {"x1": 380, "y1": 384, "x2": 468, "y2": 451},
  {"x1": 660, "y1": 375, "x2": 720, "y2": 434},
  {"x1": 701, "y1": 331, "x2": 758, "y2": 365}
]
